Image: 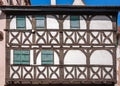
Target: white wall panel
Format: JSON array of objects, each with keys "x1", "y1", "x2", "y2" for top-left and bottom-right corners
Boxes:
[
  {"x1": 64, "y1": 50, "x2": 86, "y2": 65},
  {"x1": 47, "y1": 15, "x2": 59, "y2": 29},
  {"x1": 90, "y1": 50, "x2": 113, "y2": 65},
  {"x1": 26, "y1": 17, "x2": 32, "y2": 29},
  {"x1": 90, "y1": 16, "x2": 112, "y2": 30},
  {"x1": 10, "y1": 16, "x2": 16, "y2": 29}
]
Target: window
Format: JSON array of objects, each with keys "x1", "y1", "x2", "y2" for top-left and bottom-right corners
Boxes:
[
  {"x1": 70, "y1": 16, "x2": 80, "y2": 29},
  {"x1": 35, "y1": 16, "x2": 45, "y2": 29},
  {"x1": 14, "y1": 50, "x2": 30, "y2": 65},
  {"x1": 41, "y1": 50, "x2": 54, "y2": 65},
  {"x1": 16, "y1": 16, "x2": 26, "y2": 29}
]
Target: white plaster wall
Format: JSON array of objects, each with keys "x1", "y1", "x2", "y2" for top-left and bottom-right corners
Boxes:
[
  {"x1": 26, "y1": 16, "x2": 32, "y2": 29},
  {"x1": 10, "y1": 16, "x2": 32, "y2": 29},
  {"x1": 63, "y1": 16, "x2": 86, "y2": 29},
  {"x1": 90, "y1": 16, "x2": 112, "y2": 30},
  {"x1": 10, "y1": 16, "x2": 16, "y2": 29},
  {"x1": 63, "y1": 16, "x2": 70, "y2": 29},
  {"x1": 90, "y1": 50, "x2": 113, "y2": 65},
  {"x1": 47, "y1": 15, "x2": 59, "y2": 29},
  {"x1": 80, "y1": 16, "x2": 87, "y2": 29},
  {"x1": 0, "y1": 12, "x2": 6, "y2": 86},
  {"x1": 64, "y1": 50, "x2": 86, "y2": 64}
]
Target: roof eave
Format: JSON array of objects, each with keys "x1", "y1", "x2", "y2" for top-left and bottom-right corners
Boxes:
[{"x1": 1, "y1": 6, "x2": 120, "y2": 15}]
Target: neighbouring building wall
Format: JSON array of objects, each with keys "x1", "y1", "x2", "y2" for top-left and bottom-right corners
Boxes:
[
  {"x1": 117, "y1": 48, "x2": 120, "y2": 86},
  {"x1": 0, "y1": 11, "x2": 6, "y2": 86},
  {"x1": 117, "y1": 27, "x2": 120, "y2": 86}
]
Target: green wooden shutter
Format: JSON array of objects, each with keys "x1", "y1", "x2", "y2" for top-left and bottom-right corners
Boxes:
[
  {"x1": 16, "y1": 16, "x2": 26, "y2": 29},
  {"x1": 36, "y1": 16, "x2": 45, "y2": 29},
  {"x1": 21, "y1": 51, "x2": 30, "y2": 65},
  {"x1": 41, "y1": 50, "x2": 54, "y2": 65},
  {"x1": 14, "y1": 50, "x2": 21, "y2": 64},
  {"x1": 70, "y1": 16, "x2": 80, "y2": 29},
  {"x1": 14, "y1": 50, "x2": 30, "y2": 65}
]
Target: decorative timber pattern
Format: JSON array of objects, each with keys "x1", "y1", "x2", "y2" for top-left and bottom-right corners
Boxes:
[
  {"x1": 9, "y1": 65, "x2": 114, "y2": 83},
  {"x1": 7, "y1": 30, "x2": 115, "y2": 47}
]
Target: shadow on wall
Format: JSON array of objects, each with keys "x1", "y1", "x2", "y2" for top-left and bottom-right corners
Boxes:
[
  {"x1": 0, "y1": 12, "x2": 6, "y2": 19},
  {"x1": 0, "y1": 31, "x2": 3, "y2": 41},
  {"x1": 0, "y1": 12, "x2": 5, "y2": 41}
]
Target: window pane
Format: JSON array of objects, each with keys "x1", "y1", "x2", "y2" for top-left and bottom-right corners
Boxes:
[
  {"x1": 16, "y1": 16, "x2": 26, "y2": 29},
  {"x1": 21, "y1": 55, "x2": 29, "y2": 61},
  {"x1": 70, "y1": 16, "x2": 80, "y2": 29},
  {"x1": 22, "y1": 50, "x2": 30, "y2": 54},
  {"x1": 41, "y1": 50, "x2": 54, "y2": 65},
  {"x1": 36, "y1": 16, "x2": 45, "y2": 28}
]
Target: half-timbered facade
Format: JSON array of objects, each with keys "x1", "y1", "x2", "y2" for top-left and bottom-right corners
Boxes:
[{"x1": 1, "y1": 6, "x2": 120, "y2": 86}]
